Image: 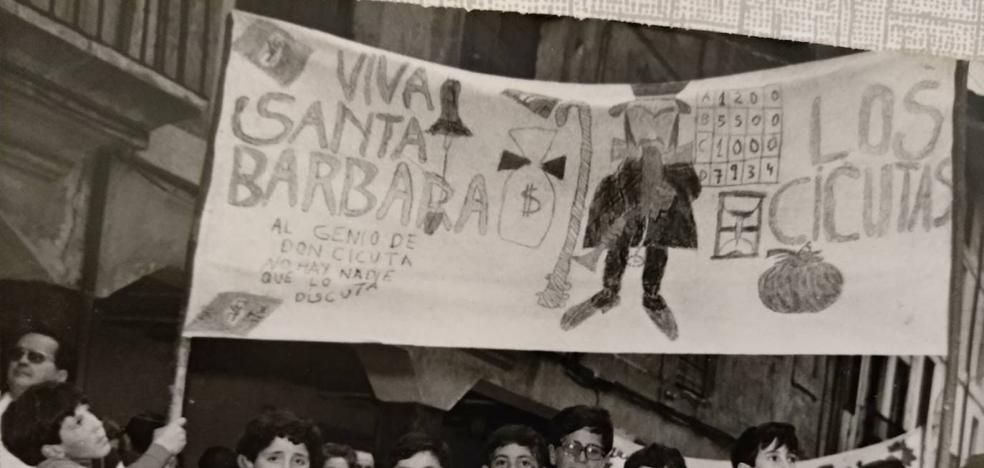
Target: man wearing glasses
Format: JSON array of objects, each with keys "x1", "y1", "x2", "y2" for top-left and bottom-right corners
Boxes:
[
  {"x1": 547, "y1": 406, "x2": 613, "y2": 468},
  {"x1": 2, "y1": 326, "x2": 75, "y2": 468}
]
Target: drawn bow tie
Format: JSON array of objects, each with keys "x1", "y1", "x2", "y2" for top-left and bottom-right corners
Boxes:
[{"x1": 497, "y1": 151, "x2": 566, "y2": 180}]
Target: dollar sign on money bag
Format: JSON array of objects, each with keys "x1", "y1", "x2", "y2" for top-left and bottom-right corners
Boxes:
[{"x1": 499, "y1": 164, "x2": 555, "y2": 248}]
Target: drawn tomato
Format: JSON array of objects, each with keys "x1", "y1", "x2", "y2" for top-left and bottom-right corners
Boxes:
[{"x1": 758, "y1": 243, "x2": 844, "y2": 313}]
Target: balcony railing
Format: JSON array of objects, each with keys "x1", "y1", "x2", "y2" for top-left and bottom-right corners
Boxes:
[{"x1": 14, "y1": 0, "x2": 215, "y2": 98}]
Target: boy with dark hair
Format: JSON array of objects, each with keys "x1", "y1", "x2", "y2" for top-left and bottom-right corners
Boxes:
[
  {"x1": 730, "y1": 423, "x2": 800, "y2": 468},
  {"x1": 624, "y1": 444, "x2": 686, "y2": 468},
  {"x1": 388, "y1": 432, "x2": 451, "y2": 468},
  {"x1": 235, "y1": 410, "x2": 324, "y2": 468},
  {"x1": 547, "y1": 406, "x2": 613, "y2": 468},
  {"x1": 1, "y1": 382, "x2": 185, "y2": 468},
  {"x1": 482, "y1": 425, "x2": 549, "y2": 468},
  {"x1": 324, "y1": 443, "x2": 357, "y2": 468}
]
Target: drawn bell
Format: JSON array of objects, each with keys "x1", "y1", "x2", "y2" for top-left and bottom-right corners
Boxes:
[
  {"x1": 423, "y1": 79, "x2": 473, "y2": 235},
  {"x1": 427, "y1": 79, "x2": 473, "y2": 176},
  {"x1": 428, "y1": 79, "x2": 473, "y2": 140}
]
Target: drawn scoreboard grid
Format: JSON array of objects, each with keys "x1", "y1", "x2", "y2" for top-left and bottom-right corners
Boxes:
[{"x1": 693, "y1": 85, "x2": 783, "y2": 187}]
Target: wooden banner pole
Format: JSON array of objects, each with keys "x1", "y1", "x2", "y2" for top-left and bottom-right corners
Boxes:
[
  {"x1": 166, "y1": 9, "x2": 235, "y2": 424},
  {"x1": 935, "y1": 59, "x2": 969, "y2": 468},
  {"x1": 168, "y1": 336, "x2": 192, "y2": 422}
]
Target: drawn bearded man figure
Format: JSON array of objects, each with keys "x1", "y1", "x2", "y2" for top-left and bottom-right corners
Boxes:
[{"x1": 563, "y1": 96, "x2": 701, "y2": 340}]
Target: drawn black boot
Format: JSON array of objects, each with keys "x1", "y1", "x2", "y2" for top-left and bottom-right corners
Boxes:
[
  {"x1": 560, "y1": 233, "x2": 630, "y2": 330},
  {"x1": 641, "y1": 246, "x2": 678, "y2": 340},
  {"x1": 561, "y1": 287, "x2": 621, "y2": 331},
  {"x1": 591, "y1": 287, "x2": 621, "y2": 313},
  {"x1": 643, "y1": 294, "x2": 678, "y2": 341}
]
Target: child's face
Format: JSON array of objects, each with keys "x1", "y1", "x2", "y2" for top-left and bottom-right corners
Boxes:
[
  {"x1": 325, "y1": 457, "x2": 351, "y2": 468},
  {"x1": 395, "y1": 450, "x2": 442, "y2": 468},
  {"x1": 55, "y1": 404, "x2": 111, "y2": 460},
  {"x1": 249, "y1": 437, "x2": 310, "y2": 468},
  {"x1": 354, "y1": 451, "x2": 374, "y2": 468},
  {"x1": 552, "y1": 429, "x2": 608, "y2": 468},
  {"x1": 752, "y1": 440, "x2": 797, "y2": 468},
  {"x1": 488, "y1": 443, "x2": 539, "y2": 468}
]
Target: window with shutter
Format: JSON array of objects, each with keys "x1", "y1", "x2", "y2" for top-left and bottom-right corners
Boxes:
[{"x1": 674, "y1": 355, "x2": 716, "y2": 399}]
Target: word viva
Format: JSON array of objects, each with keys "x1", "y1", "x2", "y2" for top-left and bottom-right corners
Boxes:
[{"x1": 230, "y1": 51, "x2": 439, "y2": 162}]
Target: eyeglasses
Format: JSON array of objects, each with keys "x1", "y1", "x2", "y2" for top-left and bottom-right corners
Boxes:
[
  {"x1": 8, "y1": 347, "x2": 51, "y2": 365},
  {"x1": 559, "y1": 440, "x2": 608, "y2": 461}
]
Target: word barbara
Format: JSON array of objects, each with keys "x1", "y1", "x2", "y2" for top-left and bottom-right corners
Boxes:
[{"x1": 227, "y1": 145, "x2": 491, "y2": 235}]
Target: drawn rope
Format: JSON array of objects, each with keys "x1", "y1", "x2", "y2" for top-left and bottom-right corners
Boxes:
[{"x1": 537, "y1": 102, "x2": 592, "y2": 308}]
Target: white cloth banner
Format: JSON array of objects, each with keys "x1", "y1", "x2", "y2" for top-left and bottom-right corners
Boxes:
[
  {"x1": 186, "y1": 11, "x2": 956, "y2": 354},
  {"x1": 609, "y1": 429, "x2": 923, "y2": 468}
]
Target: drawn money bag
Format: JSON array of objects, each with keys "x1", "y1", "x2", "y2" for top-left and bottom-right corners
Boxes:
[{"x1": 498, "y1": 128, "x2": 567, "y2": 248}]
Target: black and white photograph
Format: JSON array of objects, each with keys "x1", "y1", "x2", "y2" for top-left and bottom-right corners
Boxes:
[{"x1": 0, "y1": 3, "x2": 982, "y2": 468}]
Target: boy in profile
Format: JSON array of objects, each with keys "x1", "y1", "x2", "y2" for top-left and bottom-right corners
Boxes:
[
  {"x1": 482, "y1": 424, "x2": 549, "y2": 468},
  {"x1": 235, "y1": 410, "x2": 324, "y2": 468},
  {"x1": 730, "y1": 423, "x2": 800, "y2": 468},
  {"x1": 1, "y1": 382, "x2": 185, "y2": 468}
]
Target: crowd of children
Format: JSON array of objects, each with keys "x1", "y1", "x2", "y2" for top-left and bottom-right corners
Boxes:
[
  {"x1": 1, "y1": 380, "x2": 800, "y2": 468},
  {"x1": 0, "y1": 288, "x2": 799, "y2": 468}
]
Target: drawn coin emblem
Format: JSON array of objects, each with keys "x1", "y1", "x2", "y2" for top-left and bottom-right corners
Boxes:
[{"x1": 258, "y1": 33, "x2": 287, "y2": 68}]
